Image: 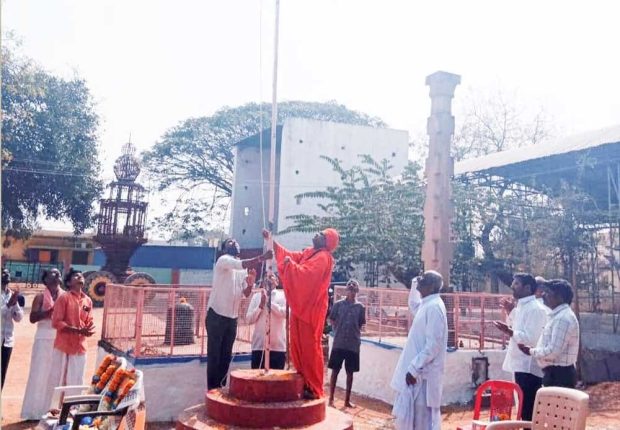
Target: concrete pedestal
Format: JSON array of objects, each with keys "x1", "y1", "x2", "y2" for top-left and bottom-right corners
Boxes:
[
  {"x1": 176, "y1": 404, "x2": 354, "y2": 430},
  {"x1": 176, "y1": 369, "x2": 353, "y2": 429}
]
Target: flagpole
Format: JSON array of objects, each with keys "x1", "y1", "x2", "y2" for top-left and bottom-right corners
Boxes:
[{"x1": 264, "y1": 0, "x2": 281, "y2": 374}]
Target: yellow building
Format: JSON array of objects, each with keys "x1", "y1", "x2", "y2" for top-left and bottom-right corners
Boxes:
[{"x1": 2, "y1": 229, "x2": 96, "y2": 270}]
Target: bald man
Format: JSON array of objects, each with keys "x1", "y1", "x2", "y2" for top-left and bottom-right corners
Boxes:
[
  {"x1": 264, "y1": 228, "x2": 339, "y2": 399},
  {"x1": 391, "y1": 271, "x2": 448, "y2": 430}
]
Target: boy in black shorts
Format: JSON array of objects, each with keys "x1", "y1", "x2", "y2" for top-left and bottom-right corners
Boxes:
[{"x1": 328, "y1": 279, "x2": 366, "y2": 407}]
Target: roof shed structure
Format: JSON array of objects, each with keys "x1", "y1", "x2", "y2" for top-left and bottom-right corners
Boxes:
[{"x1": 455, "y1": 125, "x2": 620, "y2": 218}]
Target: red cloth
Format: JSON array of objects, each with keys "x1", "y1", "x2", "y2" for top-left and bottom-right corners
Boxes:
[{"x1": 274, "y1": 242, "x2": 334, "y2": 397}]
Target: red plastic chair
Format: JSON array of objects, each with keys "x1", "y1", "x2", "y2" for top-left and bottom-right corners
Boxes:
[{"x1": 456, "y1": 380, "x2": 524, "y2": 430}]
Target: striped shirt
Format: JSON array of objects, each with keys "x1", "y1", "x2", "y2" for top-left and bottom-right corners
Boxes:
[{"x1": 531, "y1": 303, "x2": 579, "y2": 368}]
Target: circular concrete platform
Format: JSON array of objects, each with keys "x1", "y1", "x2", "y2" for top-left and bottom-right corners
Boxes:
[
  {"x1": 176, "y1": 404, "x2": 354, "y2": 430},
  {"x1": 229, "y1": 369, "x2": 304, "y2": 402},
  {"x1": 206, "y1": 389, "x2": 326, "y2": 428}
]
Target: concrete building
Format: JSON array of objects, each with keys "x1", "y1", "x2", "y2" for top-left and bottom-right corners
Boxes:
[
  {"x1": 2, "y1": 229, "x2": 96, "y2": 267},
  {"x1": 230, "y1": 118, "x2": 409, "y2": 252},
  {"x1": 1, "y1": 229, "x2": 217, "y2": 285}
]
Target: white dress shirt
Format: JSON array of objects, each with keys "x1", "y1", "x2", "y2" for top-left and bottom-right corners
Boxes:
[
  {"x1": 1, "y1": 289, "x2": 24, "y2": 347},
  {"x1": 245, "y1": 289, "x2": 287, "y2": 352},
  {"x1": 390, "y1": 293, "x2": 448, "y2": 408},
  {"x1": 502, "y1": 295, "x2": 548, "y2": 378},
  {"x1": 531, "y1": 303, "x2": 579, "y2": 368},
  {"x1": 506, "y1": 297, "x2": 546, "y2": 326},
  {"x1": 207, "y1": 254, "x2": 246, "y2": 318}
]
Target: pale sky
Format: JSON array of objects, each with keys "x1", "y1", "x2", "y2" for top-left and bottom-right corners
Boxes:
[{"x1": 3, "y1": 0, "x2": 620, "y2": 234}]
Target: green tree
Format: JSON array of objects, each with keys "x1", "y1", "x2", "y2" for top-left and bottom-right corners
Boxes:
[
  {"x1": 143, "y1": 101, "x2": 385, "y2": 239},
  {"x1": 449, "y1": 89, "x2": 555, "y2": 291},
  {"x1": 1, "y1": 45, "x2": 102, "y2": 238},
  {"x1": 282, "y1": 156, "x2": 425, "y2": 288}
]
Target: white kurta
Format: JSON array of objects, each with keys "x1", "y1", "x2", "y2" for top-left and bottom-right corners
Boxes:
[
  {"x1": 502, "y1": 295, "x2": 547, "y2": 377},
  {"x1": 391, "y1": 293, "x2": 448, "y2": 430},
  {"x1": 21, "y1": 319, "x2": 57, "y2": 419},
  {"x1": 245, "y1": 289, "x2": 287, "y2": 352}
]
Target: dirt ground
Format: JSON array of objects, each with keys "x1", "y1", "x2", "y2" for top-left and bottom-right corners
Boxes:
[{"x1": 2, "y1": 285, "x2": 619, "y2": 429}]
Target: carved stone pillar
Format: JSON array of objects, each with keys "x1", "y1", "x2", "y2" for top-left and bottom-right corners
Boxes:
[{"x1": 422, "y1": 71, "x2": 461, "y2": 288}]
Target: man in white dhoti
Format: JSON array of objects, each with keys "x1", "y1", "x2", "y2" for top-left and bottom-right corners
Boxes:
[
  {"x1": 390, "y1": 271, "x2": 448, "y2": 430},
  {"x1": 21, "y1": 269, "x2": 64, "y2": 419}
]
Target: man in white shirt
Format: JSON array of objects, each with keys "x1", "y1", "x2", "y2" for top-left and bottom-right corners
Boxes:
[
  {"x1": 493, "y1": 273, "x2": 547, "y2": 421},
  {"x1": 245, "y1": 274, "x2": 287, "y2": 370},
  {"x1": 518, "y1": 279, "x2": 579, "y2": 388},
  {"x1": 206, "y1": 238, "x2": 272, "y2": 389},
  {"x1": 499, "y1": 275, "x2": 547, "y2": 319},
  {"x1": 1, "y1": 268, "x2": 24, "y2": 390},
  {"x1": 390, "y1": 270, "x2": 448, "y2": 430}
]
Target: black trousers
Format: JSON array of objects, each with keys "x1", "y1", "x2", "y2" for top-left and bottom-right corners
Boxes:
[
  {"x1": 206, "y1": 308, "x2": 238, "y2": 390},
  {"x1": 515, "y1": 372, "x2": 542, "y2": 421},
  {"x1": 543, "y1": 365, "x2": 577, "y2": 388},
  {"x1": 1, "y1": 344, "x2": 12, "y2": 390},
  {"x1": 251, "y1": 350, "x2": 286, "y2": 370}
]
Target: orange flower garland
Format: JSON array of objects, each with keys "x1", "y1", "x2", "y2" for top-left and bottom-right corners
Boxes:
[
  {"x1": 112, "y1": 377, "x2": 136, "y2": 408},
  {"x1": 95, "y1": 365, "x2": 118, "y2": 392},
  {"x1": 90, "y1": 354, "x2": 116, "y2": 393},
  {"x1": 102, "y1": 369, "x2": 136, "y2": 410}
]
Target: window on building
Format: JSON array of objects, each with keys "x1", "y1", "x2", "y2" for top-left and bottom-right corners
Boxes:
[
  {"x1": 32, "y1": 249, "x2": 59, "y2": 264},
  {"x1": 26, "y1": 248, "x2": 39, "y2": 262},
  {"x1": 38, "y1": 250, "x2": 51, "y2": 263},
  {"x1": 72, "y1": 251, "x2": 89, "y2": 265}
]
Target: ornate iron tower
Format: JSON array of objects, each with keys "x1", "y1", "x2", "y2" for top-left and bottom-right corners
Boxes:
[{"x1": 84, "y1": 141, "x2": 155, "y2": 305}]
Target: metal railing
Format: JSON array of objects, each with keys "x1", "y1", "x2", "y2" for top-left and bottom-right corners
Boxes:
[
  {"x1": 333, "y1": 286, "x2": 511, "y2": 350},
  {"x1": 576, "y1": 291, "x2": 620, "y2": 314},
  {"x1": 102, "y1": 284, "x2": 511, "y2": 358},
  {"x1": 3, "y1": 260, "x2": 64, "y2": 285}
]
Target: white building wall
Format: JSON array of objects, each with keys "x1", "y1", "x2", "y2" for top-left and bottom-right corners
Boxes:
[
  {"x1": 276, "y1": 118, "x2": 409, "y2": 250},
  {"x1": 230, "y1": 141, "x2": 278, "y2": 249},
  {"x1": 329, "y1": 338, "x2": 511, "y2": 405},
  {"x1": 97, "y1": 340, "x2": 510, "y2": 422}
]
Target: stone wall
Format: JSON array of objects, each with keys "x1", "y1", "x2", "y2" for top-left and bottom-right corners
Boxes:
[{"x1": 579, "y1": 312, "x2": 620, "y2": 384}]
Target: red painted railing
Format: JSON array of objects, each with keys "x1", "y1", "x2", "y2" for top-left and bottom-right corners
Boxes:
[{"x1": 102, "y1": 284, "x2": 511, "y2": 358}]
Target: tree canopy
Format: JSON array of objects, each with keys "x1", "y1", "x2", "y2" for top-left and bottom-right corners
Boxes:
[
  {"x1": 1, "y1": 45, "x2": 102, "y2": 238},
  {"x1": 446, "y1": 90, "x2": 601, "y2": 292},
  {"x1": 453, "y1": 88, "x2": 553, "y2": 161},
  {"x1": 143, "y1": 101, "x2": 385, "y2": 239},
  {"x1": 282, "y1": 156, "x2": 425, "y2": 288}
]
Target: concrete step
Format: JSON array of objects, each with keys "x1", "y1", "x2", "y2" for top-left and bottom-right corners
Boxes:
[
  {"x1": 176, "y1": 403, "x2": 354, "y2": 430},
  {"x1": 229, "y1": 369, "x2": 304, "y2": 403},
  {"x1": 205, "y1": 389, "x2": 326, "y2": 428}
]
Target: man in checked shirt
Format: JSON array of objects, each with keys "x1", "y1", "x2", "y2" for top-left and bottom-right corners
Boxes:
[{"x1": 519, "y1": 279, "x2": 580, "y2": 388}]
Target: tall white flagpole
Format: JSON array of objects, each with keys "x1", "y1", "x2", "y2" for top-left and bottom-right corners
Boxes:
[{"x1": 264, "y1": 0, "x2": 281, "y2": 374}]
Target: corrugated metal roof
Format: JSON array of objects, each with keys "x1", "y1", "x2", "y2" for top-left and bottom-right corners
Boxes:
[{"x1": 454, "y1": 124, "x2": 620, "y2": 176}]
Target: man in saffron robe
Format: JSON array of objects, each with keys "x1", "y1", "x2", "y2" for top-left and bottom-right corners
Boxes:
[{"x1": 263, "y1": 228, "x2": 339, "y2": 399}]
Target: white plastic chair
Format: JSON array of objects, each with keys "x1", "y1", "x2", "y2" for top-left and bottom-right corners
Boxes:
[
  {"x1": 48, "y1": 356, "x2": 128, "y2": 412},
  {"x1": 58, "y1": 370, "x2": 145, "y2": 430},
  {"x1": 486, "y1": 386, "x2": 589, "y2": 430}
]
